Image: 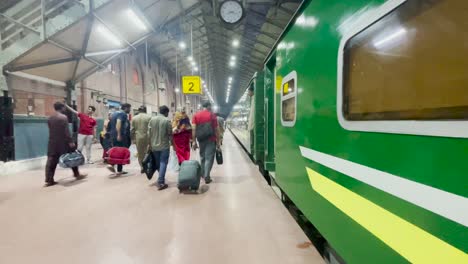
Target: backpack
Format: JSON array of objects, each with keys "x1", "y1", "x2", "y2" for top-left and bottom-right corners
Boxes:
[{"x1": 195, "y1": 113, "x2": 215, "y2": 141}]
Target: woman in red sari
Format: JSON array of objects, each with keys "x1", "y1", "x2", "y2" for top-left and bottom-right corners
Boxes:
[{"x1": 172, "y1": 108, "x2": 192, "y2": 165}]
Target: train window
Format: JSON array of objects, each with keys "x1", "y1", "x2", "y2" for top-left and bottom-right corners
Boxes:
[
  {"x1": 281, "y1": 71, "x2": 297, "y2": 127},
  {"x1": 338, "y1": 0, "x2": 468, "y2": 138}
]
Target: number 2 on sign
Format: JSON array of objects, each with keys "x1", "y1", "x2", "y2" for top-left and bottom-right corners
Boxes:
[{"x1": 188, "y1": 82, "x2": 194, "y2": 91}]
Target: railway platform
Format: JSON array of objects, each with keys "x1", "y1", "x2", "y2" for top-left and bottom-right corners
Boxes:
[{"x1": 0, "y1": 132, "x2": 324, "y2": 264}]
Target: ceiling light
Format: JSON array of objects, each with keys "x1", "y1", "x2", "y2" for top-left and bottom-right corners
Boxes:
[
  {"x1": 232, "y1": 39, "x2": 240, "y2": 47},
  {"x1": 229, "y1": 61, "x2": 235, "y2": 67},
  {"x1": 230, "y1": 55, "x2": 236, "y2": 60},
  {"x1": 228, "y1": 76, "x2": 233, "y2": 81},
  {"x1": 175, "y1": 88, "x2": 180, "y2": 93},
  {"x1": 191, "y1": 61, "x2": 196, "y2": 66},
  {"x1": 126, "y1": 9, "x2": 147, "y2": 31},
  {"x1": 96, "y1": 25, "x2": 121, "y2": 46},
  {"x1": 194, "y1": 67, "x2": 199, "y2": 72},
  {"x1": 188, "y1": 56, "x2": 193, "y2": 61},
  {"x1": 179, "y1": 42, "x2": 186, "y2": 49}
]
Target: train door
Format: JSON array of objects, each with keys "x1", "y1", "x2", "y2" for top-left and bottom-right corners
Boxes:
[{"x1": 264, "y1": 55, "x2": 276, "y2": 173}]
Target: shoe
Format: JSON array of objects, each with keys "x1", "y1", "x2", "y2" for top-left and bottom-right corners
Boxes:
[
  {"x1": 44, "y1": 181, "x2": 58, "y2": 187},
  {"x1": 205, "y1": 178, "x2": 212, "y2": 184},
  {"x1": 140, "y1": 169, "x2": 145, "y2": 174},
  {"x1": 157, "y1": 183, "x2": 168, "y2": 190},
  {"x1": 75, "y1": 174, "x2": 87, "y2": 180},
  {"x1": 107, "y1": 166, "x2": 115, "y2": 173}
]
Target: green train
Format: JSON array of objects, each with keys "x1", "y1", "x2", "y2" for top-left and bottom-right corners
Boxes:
[{"x1": 229, "y1": 0, "x2": 468, "y2": 263}]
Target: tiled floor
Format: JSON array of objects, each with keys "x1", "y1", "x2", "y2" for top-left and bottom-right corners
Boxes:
[{"x1": 0, "y1": 133, "x2": 324, "y2": 264}]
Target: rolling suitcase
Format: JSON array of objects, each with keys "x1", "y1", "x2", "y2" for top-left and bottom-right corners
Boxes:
[{"x1": 178, "y1": 160, "x2": 201, "y2": 191}]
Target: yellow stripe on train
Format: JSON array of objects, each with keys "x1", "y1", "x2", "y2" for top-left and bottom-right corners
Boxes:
[{"x1": 306, "y1": 168, "x2": 468, "y2": 263}]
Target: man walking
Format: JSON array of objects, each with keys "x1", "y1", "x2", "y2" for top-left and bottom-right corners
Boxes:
[
  {"x1": 107, "y1": 103, "x2": 132, "y2": 175},
  {"x1": 65, "y1": 104, "x2": 97, "y2": 164},
  {"x1": 148, "y1": 105, "x2": 172, "y2": 190},
  {"x1": 215, "y1": 113, "x2": 225, "y2": 146},
  {"x1": 192, "y1": 101, "x2": 220, "y2": 184},
  {"x1": 45, "y1": 102, "x2": 86, "y2": 187},
  {"x1": 131, "y1": 105, "x2": 151, "y2": 173}
]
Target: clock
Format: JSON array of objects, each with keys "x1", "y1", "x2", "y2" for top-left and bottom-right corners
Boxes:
[{"x1": 219, "y1": 0, "x2": 244, "y2": 25}]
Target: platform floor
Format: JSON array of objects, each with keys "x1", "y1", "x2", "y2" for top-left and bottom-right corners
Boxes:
[{"x1": 0, "y1": 133, "x2": 324, "y2": 264}]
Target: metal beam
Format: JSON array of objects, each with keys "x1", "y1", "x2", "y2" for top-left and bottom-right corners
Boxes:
[
  {"x1": 41, "y1": 0, "x2": 46, "y2": 39},
  {"x1": 47, "y1": 39, "x2": 105, "y2": 69},
  {"x1": 6, "y1": 57, "x2": 79, "y2": 72},
  {"x1": 0, "y1": 13, "x2": 41, "y2": 35},
  {"x1": 74, "y1": 32, "x2": 154, "y2": 83},
  {"x1": 73, "y1": 16, "x2": 94, "y2": 80}
]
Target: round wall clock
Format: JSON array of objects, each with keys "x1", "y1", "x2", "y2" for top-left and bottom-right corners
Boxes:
[{"x1": 219, "y1": 0, "x2": 244, "y2": 25}]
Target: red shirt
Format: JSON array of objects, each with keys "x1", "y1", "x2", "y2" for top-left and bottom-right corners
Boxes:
[
  {"x1": 78, "y1": 113, "x2": 97, "y2": 135},
  {"x1": 192, "y1": 110, "x2": 218, "y2": 142}
]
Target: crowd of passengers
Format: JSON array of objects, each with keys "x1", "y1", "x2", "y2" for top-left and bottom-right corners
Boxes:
[{"x1": 44, "y1": 101, "x2": 225, "y2": 190}]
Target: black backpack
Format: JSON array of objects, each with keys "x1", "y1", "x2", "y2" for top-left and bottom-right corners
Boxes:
[{"x1": 195, "y1": 114, "x2": 215, "y2": 141}]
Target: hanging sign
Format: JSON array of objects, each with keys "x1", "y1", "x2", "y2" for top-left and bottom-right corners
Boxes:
[{"x1": 182, "y1": 76, "x2": 202, "y2": 94}]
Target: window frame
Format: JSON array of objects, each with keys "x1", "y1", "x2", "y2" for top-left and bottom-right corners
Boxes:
[
  {"x1": 281, "y1": 70, "x2": 297, "y2": 127},
  {"x1": 337, "y1": 0, "x2": 468, "y2": 138}
]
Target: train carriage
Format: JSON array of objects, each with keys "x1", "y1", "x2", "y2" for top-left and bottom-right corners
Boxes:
[{"x1": 232, "y1": 0, "x2": 468, "y2": 263}]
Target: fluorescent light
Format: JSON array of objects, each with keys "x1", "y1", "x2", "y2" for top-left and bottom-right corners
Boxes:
[
  {"x1": 373, "y1": 28, "x2": 407, "y2": 48},
  {"x1": 126, "y1": 9, "x2": 147, "y2": 30},
  {"x1": 202, "y1": 80, "x2": 205, "y2": 84},
  {"x1": 194, "y1": 67, "x2": 198, "y2": 72},
  {"x1": 175, "y1": 88, "x2": 180, "y2": 93},
  {"x1": 228, "y1": 76, "x2": 233, "y2": 81},
  {"x1": 188, "y1": 56, "x2": 193, "y2": 61},
  {"x1": 179, "y1": 42, "x2": 186, "y2": 49},
  {"x1": 232, "y1": 39, "x2": 239, "y2": 47},
  {"x1": 96, "y1": 25, "x2": 121, "y2": 46},
  {"x1": 191, "y1": 61, "x2": 195, "y2": 66},
  {"x1": 230, "y1": 55, "x2": 236, "y2": 60},
  {"x1": 229, "y1": 61, "x2": 235, "y2": 67}
]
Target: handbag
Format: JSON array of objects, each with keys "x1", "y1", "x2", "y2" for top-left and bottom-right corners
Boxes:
[
  {"x1": 142, "y1": 150, "x2": 157, "y2": 180},
  {"x1": 59, "y1": 150, "x2": 85, "y2": 168},
  {"x1": 216, "y1": 148, "x2": 223, "y2": 165}
]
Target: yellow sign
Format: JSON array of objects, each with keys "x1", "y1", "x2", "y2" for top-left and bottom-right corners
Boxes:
[
  {"x1": 283, "y1": 82, "x2": 289, "y2": 94},
  {"x1": 182, "y1": 76, "x2": 201, "y2": 94},
  {"x1": 276, "y1": 76, "x2": 283, "y2": 93}
]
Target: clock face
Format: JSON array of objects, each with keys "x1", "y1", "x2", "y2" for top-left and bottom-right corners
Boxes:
[{"x1": 220, "y1": 1, "x2": 243, "y2": 24}]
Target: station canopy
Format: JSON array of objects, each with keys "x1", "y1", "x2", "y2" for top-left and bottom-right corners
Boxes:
[{"x1": 4, "y1": 0, "x2": 302, "y2": 113}]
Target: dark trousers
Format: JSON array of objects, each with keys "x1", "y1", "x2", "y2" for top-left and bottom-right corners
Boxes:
[
  {"x1": 199, "y1": 140, "x2": 216, "y2": 180},
  {"x1": 45, "y1": 154, "x2": 79, "y2": 183},
  {"x1": 152, "y1": 149, "x2": 170, "y2": 184}
]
